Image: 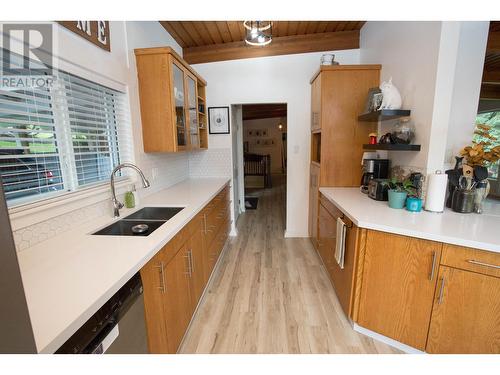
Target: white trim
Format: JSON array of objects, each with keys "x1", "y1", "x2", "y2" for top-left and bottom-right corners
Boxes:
[
  {"x1": 9, "y1": 178, "x2": 134, "y2": 231},
  {"x1": 352, "y1": 323, "x2": 425, "y2": 354},
  {"x1": 284, "y1": 230, "x2": 308, "y2": 238}
]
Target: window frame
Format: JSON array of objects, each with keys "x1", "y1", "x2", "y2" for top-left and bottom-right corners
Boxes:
[{"x1": 0, "y1": 53, "x2": 135, "y2": 226}]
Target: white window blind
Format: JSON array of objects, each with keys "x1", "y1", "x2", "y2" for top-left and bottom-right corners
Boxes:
[{"x1": 0, "y1": 50, "x2": 131, "y2": 206}]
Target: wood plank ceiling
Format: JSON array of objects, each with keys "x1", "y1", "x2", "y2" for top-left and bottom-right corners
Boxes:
[
  {"x1": 242, "y1": 104, "x2": 287, "y2": 121},
  {"x1": 160, "y1": 21, "x2": 364, "y2": 64},
  {"x1": 482, "y1": 21, "x2": 500, "y2": 99}
]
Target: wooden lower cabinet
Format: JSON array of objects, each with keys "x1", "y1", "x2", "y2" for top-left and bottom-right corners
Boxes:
[
  {"x1": 318, "y1": 202, "x2": 336, "y2": 273},
  {"x1": 356, "y1": 230, "x2": 442, "y2": 351},
  {"x1": 317, "y1": 199, "x2": 360, "y2": 318},
  {"x1": 162, "y1": 243, "x2": 193, "y2": 353},
  {"x1": 309, "y1": 162, "x2": 320, "y2": 249},
  {"x1": 140, "y1": 251, "x2": 170, "y2": 353},
  {"x1": 426, "y1": 266, "x2": 500, "y2": 353},
  {"x1": 140, "y1": 184, "x2": 230, "y2": 353},
  {"x1": 188, "y1": 222, "x2": 206, "y2": 309}
]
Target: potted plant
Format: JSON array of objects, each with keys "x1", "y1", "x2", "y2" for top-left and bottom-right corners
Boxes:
[
  {"x1": 405, "y1": 187, "x2": 422, "y2": 212},
  {"x1": 387, "y1": 177, "x2": 414, "y2": 209}
]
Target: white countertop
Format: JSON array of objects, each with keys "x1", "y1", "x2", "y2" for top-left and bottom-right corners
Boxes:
[
  {"x1": 319, "y1": 187, "x2": 500, "y2": 254},
  {"x1": 17, "y1": 177, "x2": 230, "y2": 353}
]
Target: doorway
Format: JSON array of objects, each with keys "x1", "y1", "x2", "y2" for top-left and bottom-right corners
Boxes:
[{"x1": 231, "y1": 103, "x2": 287, "y2": 231}]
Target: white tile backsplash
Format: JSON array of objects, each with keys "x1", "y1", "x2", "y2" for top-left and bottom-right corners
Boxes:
[{"x1": 188, "y1": 148, "x2": 232, "y2": 178}]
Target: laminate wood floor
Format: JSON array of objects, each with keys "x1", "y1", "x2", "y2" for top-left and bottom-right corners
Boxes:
[{"x1": 180, "y1": 175, "x2": 400, "y2": 354}]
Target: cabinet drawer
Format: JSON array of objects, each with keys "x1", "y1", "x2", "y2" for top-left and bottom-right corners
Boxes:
[
  {"x1": 319, "y1": 194, "x2": 353, "y2": 227},
  {"x1": 162, "y1": 225, "x2": 190, "y2": 265},
  {"x1": 320, "y1": 194, "x2": 339, "y2": 218},
  {"x1": 441, "y1": 244, "x2": 500, "y2": 279},
  {"x1": 205, "y1": 185, "x2": 229, "y2": 213},
  {"x1": 187, "y1": 212, "x2": 203, "y2": 236}
]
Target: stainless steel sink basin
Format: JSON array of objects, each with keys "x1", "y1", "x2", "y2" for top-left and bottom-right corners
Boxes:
[
  {"x1": 122, "y1": 206, "x2": 184, "y2": 221},
  {"x1": 92, "y1": 207, "x2": 184, "y2": 236},
  {"x1": 92, "y1": 220, "x2": 166, "y2": 236}
]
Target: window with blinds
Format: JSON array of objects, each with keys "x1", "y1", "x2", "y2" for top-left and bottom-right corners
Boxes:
[{"x1": 0, "y1": 50, "x2": 130, "y2": 206}]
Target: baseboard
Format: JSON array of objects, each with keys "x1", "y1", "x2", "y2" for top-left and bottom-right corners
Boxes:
[
  {"x1": 284, "y1": 230, "x2": 309, "y2": 238},
  {"x1": 352, "y1": 323, "x2": 425, "y2": 354}
]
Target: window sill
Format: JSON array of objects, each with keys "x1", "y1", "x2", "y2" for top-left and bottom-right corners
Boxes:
[{"x1": 8, "y1": 178, "x2": 134, "y2": 231}]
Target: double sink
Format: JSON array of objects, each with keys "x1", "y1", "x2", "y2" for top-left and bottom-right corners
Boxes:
[{"x1": 92, "y1": 207, "x2": 184, "y2": 237}]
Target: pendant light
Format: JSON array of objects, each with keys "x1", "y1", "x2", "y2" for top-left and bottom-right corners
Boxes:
[{"x1": 243, "y1": 21, "x2": 272, "y2": 46}]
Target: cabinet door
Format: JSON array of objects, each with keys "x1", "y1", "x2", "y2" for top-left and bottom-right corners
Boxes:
[
  {"x1": 172, "y1": 62, "x2": 187, "y2": 149},
  {"x1": 311, "y1": 76, "x2": 321, "y2": 131},
  {"x1": 140, "y1": 252, "x2": 170, "y2": 353},
  {"x1": 163, "y1": 244, "x2": 193, "y2": 353},
  {"x1": 188, "y1": 224, "x2": 205, "y2": 308},
  {"x1": 357, "y1": 230, "x2": 442, "y2": 350},
  {"x1": 426, "y1": 266, "x2": 500, "y2": 353},
  {"x1": 186, "y1": 73, "x2": 200, "y2": 149},
  {"x1": 318, "y1": 202, "x2": 336, "y2": 272},
  {"x1": 309, "y1": 162, "x2": 320, "y2": 249}
]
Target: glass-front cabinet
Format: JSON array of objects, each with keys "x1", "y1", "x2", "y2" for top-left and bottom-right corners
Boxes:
[
  {"x1": 134, "y1": 47, "x2": 208, "y2": 153},
  {"x1": 172, "y1": 63, "x2": 187, "y2": 149},
  {"x1": 186, "y1": 74, "x2": 199, "y2": 149}
]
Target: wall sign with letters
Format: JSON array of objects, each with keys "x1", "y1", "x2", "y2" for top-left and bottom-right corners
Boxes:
[{"x1": 57, "y1": 21, "x2": 110, "y2": 51}]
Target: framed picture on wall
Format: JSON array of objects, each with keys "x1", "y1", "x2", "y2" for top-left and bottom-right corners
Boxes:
[{"x1": 208, "y1": 106, "x2": 230, "y2": 134}]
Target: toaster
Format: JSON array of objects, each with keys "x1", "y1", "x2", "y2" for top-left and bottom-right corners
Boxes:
[{"x1": 368, "y1": 179, "x2": 390, "y2": 201}]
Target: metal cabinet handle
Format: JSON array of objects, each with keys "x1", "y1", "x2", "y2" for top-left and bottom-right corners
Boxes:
[
  {"x1": 429, "y1": 251, "x2": 437, "y2": 280},
  {"x1": 437, "y1": 277, "x2": 445, "y2": 305},
  {"x1": 203, "y1": 214, "x2": 207, "y2": 234},
  {"x1": 189, "y1": 249, "x2": 195, "y2": 273},
  {"x1": 154, "y1": 262, "x2": 166, "y2": 293},
  {"x1": 184, "y1": 250, "x2": 193, "y2": 277},
  {"x1": 467, "y1": 259, "x2": 500, "y2": 270}
]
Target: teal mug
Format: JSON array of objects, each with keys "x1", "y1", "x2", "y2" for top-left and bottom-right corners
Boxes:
[{"x1": 406, "y1": 197, "x2": 422, "y2": 212}]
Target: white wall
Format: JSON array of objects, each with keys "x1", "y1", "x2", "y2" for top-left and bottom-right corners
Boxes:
[
  {"x1": 243, "y1": 117, "x2": 286, "y2": 174},
  {"x1": 360, "y1": 21, "x2": 489, "y2": 174},
  {"x1": 360, "y1": 21, "x2": 443, "y2": 173},
  {"x1": 193, "y1": 49, "x2": 360, "y2": 237},
  {"x1": 443, "y1": 22, "x2": 489, "y2": 168}
]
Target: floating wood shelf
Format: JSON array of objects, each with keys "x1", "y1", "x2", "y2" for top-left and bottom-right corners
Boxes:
[
  {"x1": 358, "y1": 109, "x2": 411, "y2": 122},
  {"x1": 363, "y1": 144, "x2": 421, "y2": 151}
]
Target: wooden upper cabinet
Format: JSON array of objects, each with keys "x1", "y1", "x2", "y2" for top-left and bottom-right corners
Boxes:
[
  {"x1": 309, "y1": 65, "x2": 380, "y2": 187},
  {"x1": 356, "y1": 230, "x2": 442, "y2": 351},
  {"x1": 134, "y1": 47, "x2": 207, "y2": 153},
  {"x1": 311, "y1": 76, "x2": 321, "y2": 131}
]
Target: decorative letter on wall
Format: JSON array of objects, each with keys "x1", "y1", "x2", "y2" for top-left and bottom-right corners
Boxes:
[{"x1": 58, "y1": 21, "x2": 111, "y2": 51}]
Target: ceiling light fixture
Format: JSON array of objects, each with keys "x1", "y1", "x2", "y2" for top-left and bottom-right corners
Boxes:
[{"x1": 243, "y1": 21, "x2": 272, "y2": 46}]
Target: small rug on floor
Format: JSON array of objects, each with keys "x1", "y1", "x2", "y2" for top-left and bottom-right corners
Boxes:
[{"x1": 245, "y1": 197, "x2": 259, "y2": 210}]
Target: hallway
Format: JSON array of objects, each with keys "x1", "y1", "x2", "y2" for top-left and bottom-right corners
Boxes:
[{"x1": 180, "y1": 177, "x2": 399, "y2": 353}]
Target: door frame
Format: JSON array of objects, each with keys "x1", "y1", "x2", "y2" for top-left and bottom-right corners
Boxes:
[{"x1": 230, "y1": 103, "x2": 288, "y2": 235}]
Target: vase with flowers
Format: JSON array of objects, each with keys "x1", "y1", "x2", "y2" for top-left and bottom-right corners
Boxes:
[{"x1": 459, "y1": 124, "x2": 500, "y2": 213}]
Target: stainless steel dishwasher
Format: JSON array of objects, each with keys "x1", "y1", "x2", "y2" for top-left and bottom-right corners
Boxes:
[{"x1": 56, "y1": 273, "x2": 148, "y2": 354}]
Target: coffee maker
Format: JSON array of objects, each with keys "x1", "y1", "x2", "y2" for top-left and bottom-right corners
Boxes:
[{"x1": 361, "y1": 158, "x2": 390, "y2": 193}]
